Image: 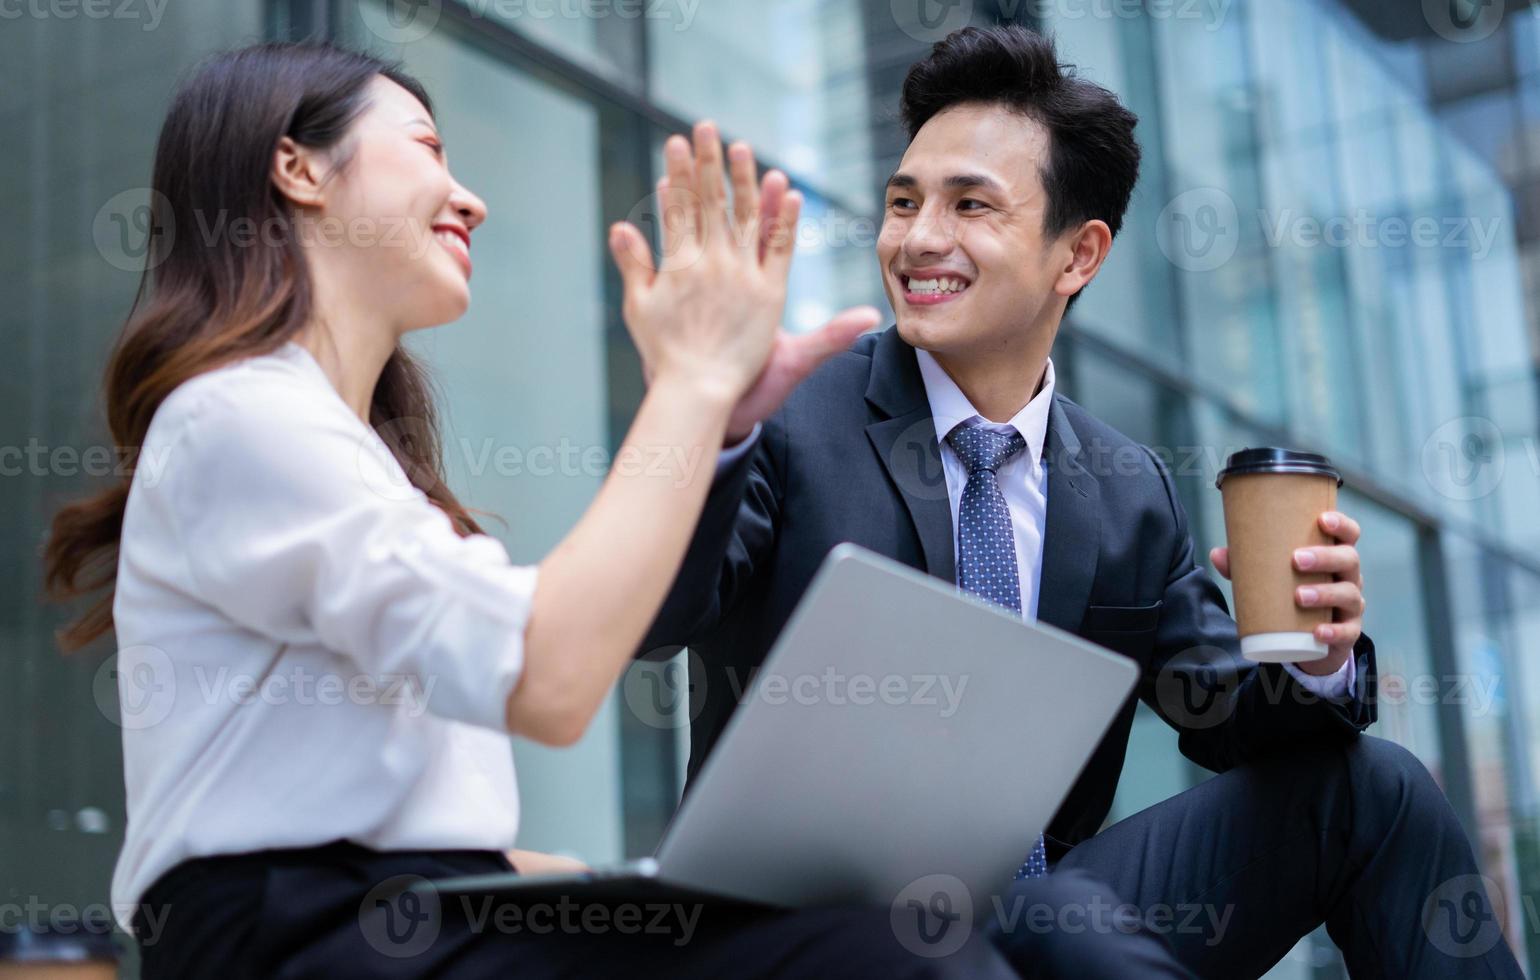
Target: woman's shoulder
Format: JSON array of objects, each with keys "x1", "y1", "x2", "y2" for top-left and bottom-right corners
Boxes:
[
  {"x1": 139, "y1": 343, "x2": 365, "y2": 500},
  {"x1": 148, "y1": 343, "x2": 349, "y2": 449}
]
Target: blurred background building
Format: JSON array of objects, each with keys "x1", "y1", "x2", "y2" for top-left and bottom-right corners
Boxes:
[{"x1": 3, "y1": 0, "x2": 1539, "y2": 975}]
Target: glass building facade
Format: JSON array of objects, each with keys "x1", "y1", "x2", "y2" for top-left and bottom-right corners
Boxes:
[{"x1": 3, "y1": 0, "x2": 1539, "y2": 975}]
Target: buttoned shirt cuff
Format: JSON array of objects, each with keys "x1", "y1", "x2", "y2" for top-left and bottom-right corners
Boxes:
[
  {"x1": 1283, "y1": 652, "x2": 1356, "y2": 701},
  {"x1": 715, "y1": 423, "x2": 762, "y2": 473}
]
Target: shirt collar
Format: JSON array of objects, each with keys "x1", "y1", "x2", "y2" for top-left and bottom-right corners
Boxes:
[
  {"x1": 278, "y1": 339, "x2": 330, "y2": 383},
  {"x1": 914, "y1": 348, "x2": 1056, "y2": 465}
]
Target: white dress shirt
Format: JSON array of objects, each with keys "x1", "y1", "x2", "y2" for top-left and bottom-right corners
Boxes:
[
  {"x1": 916, "y1": 349, "x2": 1054, "y2": 621},
  {"x1": 110, "y1": 342, "x2": 535, "y2": 928},
  {"x1": 719, "y1": 349, "x2": 1353, "y2": 699}
]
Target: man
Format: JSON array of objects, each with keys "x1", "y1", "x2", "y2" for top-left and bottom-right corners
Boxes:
[{"x1": 637, "y1": 24, "x2": 1520, "y2": 979}]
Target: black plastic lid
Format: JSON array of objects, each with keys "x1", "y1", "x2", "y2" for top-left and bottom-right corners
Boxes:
[{"x1": 1215, "y1": 447, "x2": 1342, "y2": 489}]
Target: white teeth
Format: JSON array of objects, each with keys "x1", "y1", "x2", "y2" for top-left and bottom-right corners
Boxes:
[
  {"x1": 906, "y1": 276, "x2": 969, "y2": 295},
  {"x1": 435, "y1": 231, "x2": 467, "y2": 257}
]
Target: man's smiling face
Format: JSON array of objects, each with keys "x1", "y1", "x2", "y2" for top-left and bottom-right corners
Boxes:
[{"x1": 877, "y1": 102, "x2": 1073, "y2": 358}]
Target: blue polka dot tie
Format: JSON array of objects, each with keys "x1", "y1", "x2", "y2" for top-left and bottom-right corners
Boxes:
[{"x1": 945, "y1": 424, "x2": 1049, "y2": 880}]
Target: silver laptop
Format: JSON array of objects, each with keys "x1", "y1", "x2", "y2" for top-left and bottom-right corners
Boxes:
[{"x1": 427, "y1": 544, "x2": 1139, "y2": 913}]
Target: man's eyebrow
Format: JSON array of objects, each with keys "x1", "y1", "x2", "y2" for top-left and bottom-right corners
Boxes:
[
  {"x1": 943, "y1": 173, "x2": 1005, "y2": 192},
  {"x1": 883, "y1": 172, "x2": 1006, "y2": 192}
]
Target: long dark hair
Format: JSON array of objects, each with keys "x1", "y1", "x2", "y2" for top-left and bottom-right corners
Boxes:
[{"x1": 44, "y1": 41, "x2": 483, "y2": 651}]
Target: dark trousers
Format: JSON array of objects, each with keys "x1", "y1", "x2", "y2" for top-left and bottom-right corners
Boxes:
[
  {"x1": 133, "y1": 841, "x2": 1018, "y2": 979},
  {"x1": 132, "y1": 840, "x2": 1193, "y2": 978},
  {"x1": 132, "y1": 734, "x2": 1497, "y2": 978},
  {"x1": 1037, "y1": 734, "x2": 1525, "y2": 979}
]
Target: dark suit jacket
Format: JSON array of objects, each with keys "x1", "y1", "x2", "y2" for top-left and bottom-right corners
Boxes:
[{"x1": 642, "y1": 326, "x2": 1377, "y2": 861}]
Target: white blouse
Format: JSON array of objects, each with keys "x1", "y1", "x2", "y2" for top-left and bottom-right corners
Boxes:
[{"x1": 109, "y1": 341, "x2": 536, "y2": 928}]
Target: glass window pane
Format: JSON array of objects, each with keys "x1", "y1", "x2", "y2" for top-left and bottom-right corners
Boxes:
[
  {"x1": 348, "y1": 4, "x2": 628, "y2": 864},
  {"x1": 0, "y1": 0, "x2": 265, "y2": 916},
  {"x1": 354, "y1": 0, "x2": 647, "y2": 84},
  {"x1": 1444, "y1": 533, "x2": 1535, "y2": 966},
  {"x1": 1052, "y1": 11, "x2": 1184, "y2": 364},
  {"x1": 1341, "y1": 492, "x2": 1442, "y2": 773},
  {"x1": 647, "y1": 0, "x2": 877, "y2": 213}
]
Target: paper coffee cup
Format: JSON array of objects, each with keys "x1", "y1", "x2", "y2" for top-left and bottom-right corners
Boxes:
[{"x1": 1215, "y1": 448, "x2": 1342, "y2": 663}]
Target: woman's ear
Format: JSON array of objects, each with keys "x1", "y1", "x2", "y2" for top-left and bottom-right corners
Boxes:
[{"x1": 272, "y1": 135, "x2": 329, "y2": 209}]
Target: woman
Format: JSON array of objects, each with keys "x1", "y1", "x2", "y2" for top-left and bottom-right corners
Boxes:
[{"x1": 42, "y1": 41, "x2": 1019, "y2": 977}]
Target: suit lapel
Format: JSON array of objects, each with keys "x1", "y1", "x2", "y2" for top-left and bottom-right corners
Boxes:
[
  {"x1": 863, "y1": 329, "x2": 956, "y2": 583},
  {"x1": 860, "y1": 328, "x2": 1106, "y2": 618},
  {"x1": 1036, "y1": 396, "x2": 1101, "y2": 634}
]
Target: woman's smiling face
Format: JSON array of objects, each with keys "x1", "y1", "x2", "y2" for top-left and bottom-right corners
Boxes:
[{"x1": 279, "y1": 75, "x2": 489, "y2": 334}]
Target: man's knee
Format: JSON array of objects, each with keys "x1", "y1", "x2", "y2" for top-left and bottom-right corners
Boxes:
[
  {"x1": 1338, "y1": 735, "x2": 1460, "y2": 830},
  {"x1": 1342, "y1": 735, "x2": 1442, "y2": 795}
]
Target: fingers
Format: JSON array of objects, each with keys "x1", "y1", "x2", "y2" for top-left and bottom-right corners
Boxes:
[
  {"x1": 787, "y1": 306, "x2": 881, "y2": 371},
  {"x1": 1316, "y1": 622, "x2": 1359, "y2": 648},
  {"x1": 775, "y1": 308, "x2": 881, "y2": 385},
  {"x1": 1315, "y1": 618, "x2": 1361, "y2": 649},
  {"x1": 1296, "y1": 540, "x2": 1363, "y2": 651},
  {"x1": 607, "y1": 221, "x2": 655, "y2": 299},
  {"x1": 1296, "y1": 581, "x2": 1365, "y2": 619},
  {"x1": 728, "y1": 141, "x2": 759, "y2": 250},
  {"x1": 758, "y1": 170, "x2": 789, "y2": 263},
  {"x1": 1294, "y1": 544, "x2": 1360, "y2": 584},
  {"x1": 1297, "y1": 568, "x2": 1365, "y2": 650},
  {"x1": 661, "y1": 135, "x2": 698, "y2": 266},
  {"x1": 1209, "y1": 546, "x2": 1230, "y2": 580},
  {"x1": 817, "y1": 305, "x2": 883, "y2": 345},
  {"x1": 1320, "y1": 511, "x2": 1360, "y2": 545},
  {"x1": 693, "y1": 120, "x2": 730, "y2": 244},
  {"x1": 762, "y1": 186, "x2": 803, "y2": 282}
]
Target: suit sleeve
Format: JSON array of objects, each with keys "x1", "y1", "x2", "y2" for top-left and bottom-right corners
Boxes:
[
  {"x1": 1136, "y1": 446, "x2": 1377, "y2": 774},
  {"x1": 636, "y1": 414, "x2": 786, "y2": 657}
]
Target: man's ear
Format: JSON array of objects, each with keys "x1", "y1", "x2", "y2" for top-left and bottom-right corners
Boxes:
[
  {"x1": 272, "y1": 135, "x2": 330, "y2": 209},
  {"x1": 1054, "y1": 219, "x2": 1113, "y2": 300}
]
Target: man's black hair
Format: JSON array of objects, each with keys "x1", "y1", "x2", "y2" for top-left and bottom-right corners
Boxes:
[{"x1": 900, "y1": 24, "x2": 1142, "y2": 253}]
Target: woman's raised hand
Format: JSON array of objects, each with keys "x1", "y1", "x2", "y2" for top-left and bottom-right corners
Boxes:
[
  {"x1": 607, "y1": 122, "x2": 799, "y2": 404},
  {"x1": 515, "y1": 123, "x2": 878, "y2": 746}
]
